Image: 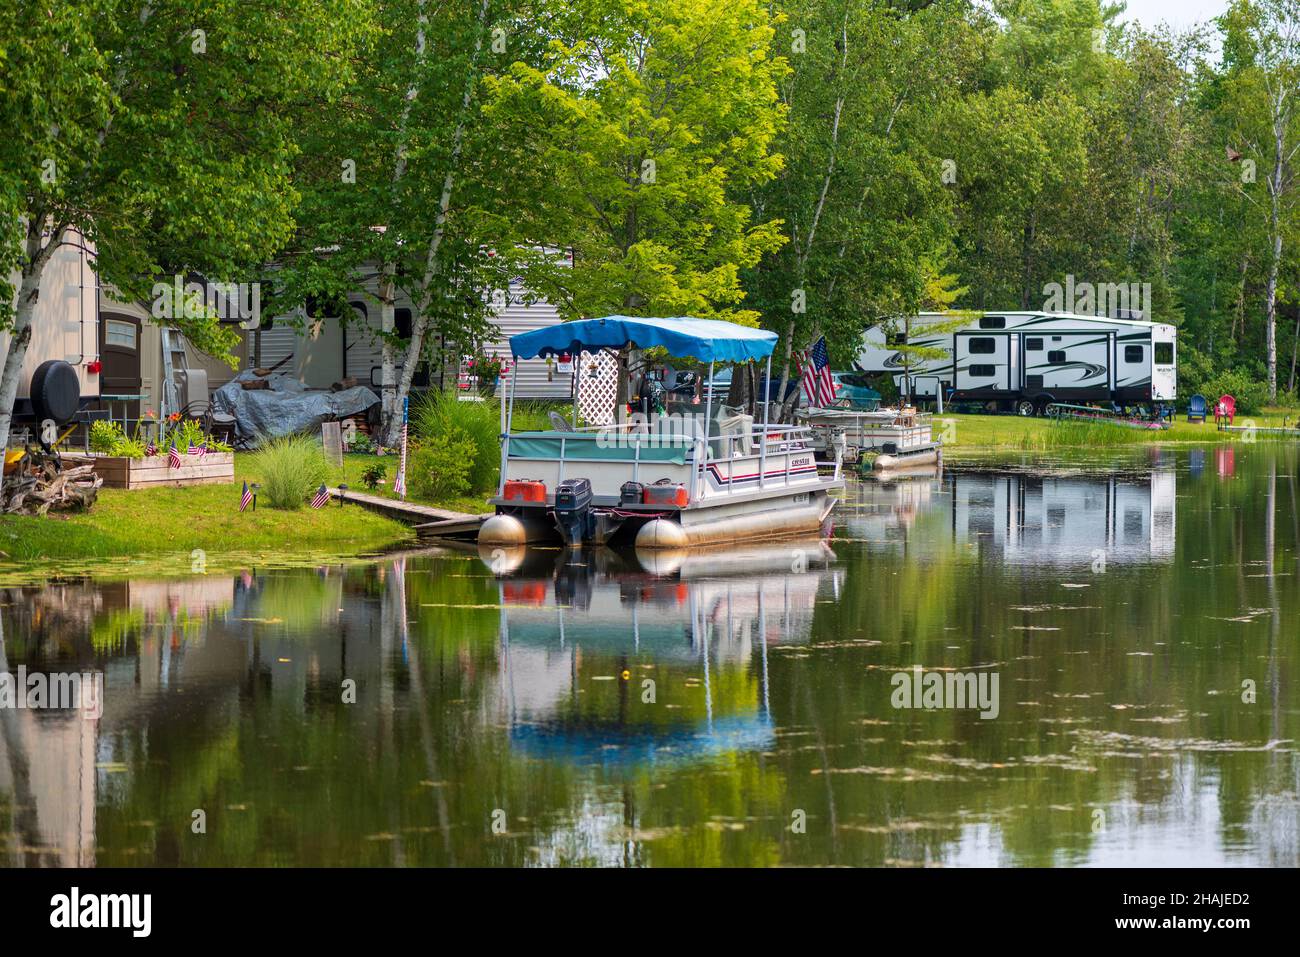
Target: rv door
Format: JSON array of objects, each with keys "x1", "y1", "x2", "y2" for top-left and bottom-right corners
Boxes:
[{"x1": 1151, "y1": 325, "x2": 1177, "y2": 401}]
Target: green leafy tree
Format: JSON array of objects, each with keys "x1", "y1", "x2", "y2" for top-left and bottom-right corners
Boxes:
[
  {"x1": 483, "y1": 0, "x2": 787, "y2": 323},
  {"x1": 743, "y1": 0, "x2": 963, "y2": 415},
  {"x1": 0, "y1": 0, "x2": 371, "y2": 450}
]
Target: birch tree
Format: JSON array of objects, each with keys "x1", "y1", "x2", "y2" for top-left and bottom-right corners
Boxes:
[
  {"x1": 268, "y1": 0, "x2": 513, "y2": 448},
  {"x1": 740, "y1": 0, "x2": 961, "y2": 417},
  {"x1": 1219, "y1": 0, "x2": 1300, "y2": 402}
]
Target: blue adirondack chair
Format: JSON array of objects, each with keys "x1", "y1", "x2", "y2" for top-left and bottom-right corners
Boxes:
[{"x1": 1187, "y1": 394, "x2": 1207, "y2": 423}]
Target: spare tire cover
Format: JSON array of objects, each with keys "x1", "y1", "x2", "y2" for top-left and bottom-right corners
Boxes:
[{"x1": 30, "y1": 359, "x2": 82, "y2": 425}]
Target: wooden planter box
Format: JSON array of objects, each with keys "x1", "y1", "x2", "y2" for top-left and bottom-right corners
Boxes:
[{"x1": 64, "y1": 452, "x2": 235, "y2": 490}]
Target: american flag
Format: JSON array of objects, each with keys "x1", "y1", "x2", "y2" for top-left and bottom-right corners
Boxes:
[
  {"x1": 310, "y1": 484, "x2": 330, "y2": 509},
  {"x1": 796, "y1": 336, "x2": 836, "y2": 407},
  {"x1": 167, "y1": 441, "x2": 183, "y2": 469},
  {"x1": 393, "y1": 397, "x2": 409, "y2": 499},
  {"x1": 240, "y1": 480, "x2": 252, "y2": 512},
  {"x1": 144, "y1": 437, "x2": 157, "y2": 456},
  {"x1": 187, "y1": 439, "x2": 201, "y2": 458}
]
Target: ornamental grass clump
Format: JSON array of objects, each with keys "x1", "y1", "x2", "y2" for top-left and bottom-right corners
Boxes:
[{"x1": 255, "y1": 434, "x2": 329, "y2": 509}]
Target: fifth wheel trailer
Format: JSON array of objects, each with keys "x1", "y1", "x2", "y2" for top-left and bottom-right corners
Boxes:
[{"x1": 856, "y1": 312, "x2": 1177, "y2": 414}]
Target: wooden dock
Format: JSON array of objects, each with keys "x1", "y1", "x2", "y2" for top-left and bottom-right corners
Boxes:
[{"x1": 330, "y1": 487, "x2": 485, "y2": 539}]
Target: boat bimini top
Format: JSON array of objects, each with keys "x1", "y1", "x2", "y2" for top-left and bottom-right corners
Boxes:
[{"x1": 509, "y1": 315, "x2": 778, "y2": 363}]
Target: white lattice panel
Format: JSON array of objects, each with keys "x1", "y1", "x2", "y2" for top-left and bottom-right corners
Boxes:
[{"x1": 578, "y1": 351, "x2": 619, "y2": 426}]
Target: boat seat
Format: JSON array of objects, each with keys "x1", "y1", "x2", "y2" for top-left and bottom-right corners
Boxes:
[{"x1": 507, "y1": 430, "x2": 693, "y2": 464}]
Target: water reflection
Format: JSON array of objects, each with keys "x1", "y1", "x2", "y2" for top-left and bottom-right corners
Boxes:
[
  {"x1": 496, "y1": 545, "x2": 841, "y2": 768},
  {"x1": 1, "y1": 446, "x2": 1298, "y2": 866}
]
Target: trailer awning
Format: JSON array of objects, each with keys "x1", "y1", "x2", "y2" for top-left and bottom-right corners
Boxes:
[{"x1": 509, "y1": 315, "x2": 778, "y2": 363}]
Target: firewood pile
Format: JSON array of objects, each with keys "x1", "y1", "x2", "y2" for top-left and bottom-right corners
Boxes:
[{"x1": 1, "y1": 458, "x2": 103, "y2": 516}]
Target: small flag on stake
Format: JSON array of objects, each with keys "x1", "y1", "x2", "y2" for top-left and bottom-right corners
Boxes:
[
  {"x1": 310, "y1": 484, "x2": 330, "y2": 509},
  {"x1": 168, "y1": 441, "x2": 183, "y2": 469},
  {"x1": 240, "y1": 481, "x2": 252, "y2": 512},
  {"x1": 144, "y1": 437, "x2": 157, "y2": 456}
]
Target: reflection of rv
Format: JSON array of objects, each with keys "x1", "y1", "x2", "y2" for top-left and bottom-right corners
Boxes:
[
  {"x1": 948, "y1": 470, "x2": 1176, "y2": 564},
  {"x1": 856, "y1": 312, "x2": 1177, "y2": 413}
]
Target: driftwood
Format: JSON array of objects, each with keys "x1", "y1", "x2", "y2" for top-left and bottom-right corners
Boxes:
[{"x1": 1, "y1": 461, "x2": 103, "y2": 516}]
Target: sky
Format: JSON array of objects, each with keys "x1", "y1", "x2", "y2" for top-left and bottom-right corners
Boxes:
[{"x1": 1119, "y1": 0, "x2": 1229, "y2": 32}]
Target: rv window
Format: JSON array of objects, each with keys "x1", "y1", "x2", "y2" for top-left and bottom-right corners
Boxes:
[
  {"x1": 1155, "y1": 341, "x2": 1174, "y2": 365},
  {"x1": 979, "y1": 316, "x2": 1006, "y2": 329},
  {"x1": 1026, "y1": 337, "x2": 1043, "y2": 351},
  {"x1": 886, "y1": 331, "x2": 907, "y2": 347},
  {"x1": 105, "y1": 319, "x2": 137, "y2": 349},
  {"x1": 1047, "y1": 350, "x2": 1067, "y2": 364},
  {"x1": 1124, "y1": 344, "x2": 1144, "y2": 363},
  {"x1": 396, "y1": 308, "x2": 412, "y2": 339},
  {"x1": 969, "y1": 337, "x2": 996, "y2": 354},
  {"x1": 969, "y1": 364, "x2": 996, "y2": 377}
]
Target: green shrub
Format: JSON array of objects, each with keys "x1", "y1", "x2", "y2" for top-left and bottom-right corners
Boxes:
[
  {"x1": 113, "y1": 438, "x2": 146, "y2": 459},
  {"x1": 89, "y1": 420, "x2": 124, "y2": 453},
  {"x1": 1195, "y1": 369, "x2": 1271, "y2": 415},
  {"x1": 410, "y1": 428, "x2": 477, "y2": 500},
  {"x1": 360, "y1": 461, "x2": 387, "y2": 490},
  {"x1": 411, "y1": 391, "x2": 502, "y2": 492},
  {"x1": 254, "y1": 434, "x2": 329, "y2": 509}
]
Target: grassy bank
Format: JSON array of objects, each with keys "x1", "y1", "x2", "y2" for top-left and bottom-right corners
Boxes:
[
  {"x1": 334, "y1": 453, "x2": 494, "y2": 515},
  {"x1": 0, "y1": 455, "x2": 415, "y2": 574},
  {"x1": 0, "y1": 396, "x2": 561, "y2": 576},
  {"x1": 939, "y1": 408, "x2": 1299, "y2": 458}
]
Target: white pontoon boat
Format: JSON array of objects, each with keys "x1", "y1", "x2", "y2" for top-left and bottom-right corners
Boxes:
[
  {"x1": 478, "y1": 316, "x2": 844, "y2": 549},
  {"x1": 798, "y1": 404, "x2": 941, "y2": 470}
]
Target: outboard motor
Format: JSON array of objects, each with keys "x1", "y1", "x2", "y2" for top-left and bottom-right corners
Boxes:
[{"x1": 553, "y1": 477, "x2": 594, "y2": 546}]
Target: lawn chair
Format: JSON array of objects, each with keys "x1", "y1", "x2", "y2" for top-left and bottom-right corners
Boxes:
[
  {"x1": 1187, "y1": 394, "x2": 1207, "y2": 423},
  {"x1": 1215, "y1": 394, "x2": 1236, "y2": 427}
]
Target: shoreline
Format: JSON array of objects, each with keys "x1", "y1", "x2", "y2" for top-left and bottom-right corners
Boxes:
[{"x1": 4, "y1": 413, "x2": 1296, "y2": 577}]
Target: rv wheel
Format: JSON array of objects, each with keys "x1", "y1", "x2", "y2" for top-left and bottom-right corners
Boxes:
[{"x1": 1015, "y1": 399, "x2": 1036, "y2": 417}]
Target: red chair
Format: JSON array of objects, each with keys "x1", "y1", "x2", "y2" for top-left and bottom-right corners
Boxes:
[{"x1": 1215, "y1": 394, "x2": 1236, "y2": 427}]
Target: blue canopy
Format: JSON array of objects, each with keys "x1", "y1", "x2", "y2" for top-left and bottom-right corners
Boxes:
[{"x1": 509, "y1": 315, "x2": 778, "y2": 363}]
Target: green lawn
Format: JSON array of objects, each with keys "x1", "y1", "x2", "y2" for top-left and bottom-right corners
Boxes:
[
  {"x1": 938, "y1": 407, "x2": 1300, "y2": 458},
  {"x1": 0, "y1": 453, "x2": 417, "y2": 580}
]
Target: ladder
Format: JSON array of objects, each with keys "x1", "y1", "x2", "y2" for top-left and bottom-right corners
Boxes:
[{"x1": 159, "y1": 327, "x2": 187, "y2": 420}]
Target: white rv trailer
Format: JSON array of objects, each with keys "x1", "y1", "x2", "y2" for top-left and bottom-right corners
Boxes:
[{"x1": 856, "y1": 312, "x2": 1177, "y2": 414}]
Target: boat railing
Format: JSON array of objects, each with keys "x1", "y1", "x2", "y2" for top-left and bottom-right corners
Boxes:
[{"x1": 497, "y1": 419, "x2": 834, "y2": 499}]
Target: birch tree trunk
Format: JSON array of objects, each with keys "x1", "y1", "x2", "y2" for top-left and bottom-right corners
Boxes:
[
  {"x1": 383, "y1": 0, "x2": 491, "y2": 447},
  {"x1": 775, "y1": 12, "x2": 849, "y2": 421},
  {"x1": 378, "y1": 0, "x2": 430, "y2": 441},
  {"x1": 0, "y1": 218, "x2": 65, "y2": 452},
  {"x1": 1266, "y1": 103, "x2": 1285, "y2": 403}
]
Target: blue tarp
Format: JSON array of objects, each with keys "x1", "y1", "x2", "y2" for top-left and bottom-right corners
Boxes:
[{"x1": 509, "y1": 315, "x2": 778, "y2": 363}]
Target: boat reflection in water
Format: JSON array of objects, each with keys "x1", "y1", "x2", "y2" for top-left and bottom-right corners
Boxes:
[{"x1": 482, "y1": 541, "x2": 843, "y2": 768}]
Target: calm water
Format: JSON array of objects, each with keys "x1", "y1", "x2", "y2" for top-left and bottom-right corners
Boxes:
[{"x1": 2, "y1": 444, "x2": 1297, "y2": 867}]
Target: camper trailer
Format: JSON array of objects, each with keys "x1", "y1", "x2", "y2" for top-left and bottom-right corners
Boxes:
[
  {"x1": 856, "y1": 312, "x2": 1177, "y2": 414},
  {"x1": 253, "y1": 250, "x2": 576, "y2": 400},
  {"x1": 2, "y1": 230, "x2": 102, "y2": 430}
]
